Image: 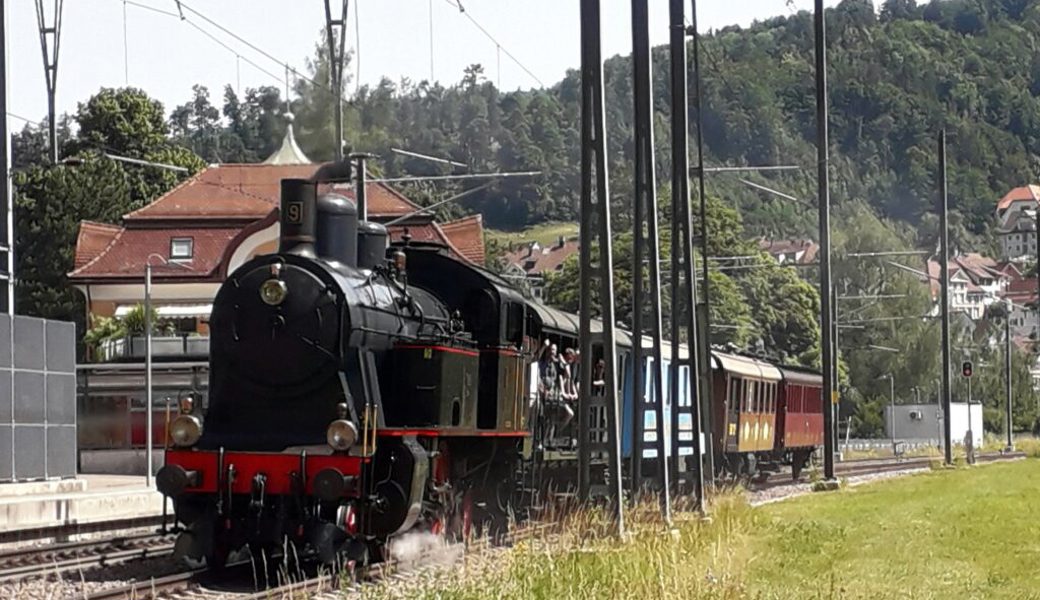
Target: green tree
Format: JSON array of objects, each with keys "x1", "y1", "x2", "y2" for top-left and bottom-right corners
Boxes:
[{"x1": 14, "y1": 88, "x2": 203, "y2": 337}]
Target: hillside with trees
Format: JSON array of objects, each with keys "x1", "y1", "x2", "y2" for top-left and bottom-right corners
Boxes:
[{"x1": 120, "y1": 1, "x2": 1040, "y2": 243}]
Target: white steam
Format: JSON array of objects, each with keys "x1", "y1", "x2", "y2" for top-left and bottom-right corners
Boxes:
[{"x1": 387, "y1": 532, "x2": 463, "y2": 568}]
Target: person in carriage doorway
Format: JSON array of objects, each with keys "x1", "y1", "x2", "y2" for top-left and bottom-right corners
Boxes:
[
  {"x1": 536, "y1": 340, "x2": 561, "y2": 402},
  {"x1": 556, "y1": 348, "x2": 579, "y2": 445}
]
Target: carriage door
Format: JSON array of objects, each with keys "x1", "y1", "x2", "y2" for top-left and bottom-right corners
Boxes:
[{"x1": 725, "y1": 375, "x2": 741, "y2": 452}]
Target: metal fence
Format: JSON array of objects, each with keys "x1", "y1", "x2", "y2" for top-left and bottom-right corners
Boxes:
[{"x1": 1, "y1": 314, "x2": 77, "y2": 481}]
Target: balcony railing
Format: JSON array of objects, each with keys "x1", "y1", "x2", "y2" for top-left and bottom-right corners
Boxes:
[{"x1": 96, "y1": 335, "x2": 209, "y2": 362}]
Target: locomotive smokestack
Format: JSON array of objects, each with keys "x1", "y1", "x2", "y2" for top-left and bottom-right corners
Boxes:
[
  {"x1": 316, "y1": 193, "x2": 359, "y2": 267},
  {"x1": 279, "y1": 178, "x2": 317, "y2": 257}
]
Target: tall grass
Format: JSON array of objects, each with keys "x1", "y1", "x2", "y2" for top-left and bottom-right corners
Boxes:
[
  {"x1": 354, "y1": 457, "x2": 1040, "y2": 599},
  {"x1": 357, "y1": 491, "x2": 759, "y2": 600}
]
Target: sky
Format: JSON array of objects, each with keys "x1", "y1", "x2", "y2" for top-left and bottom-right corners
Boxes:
[{"x1": 5, "y1": 0, "x2": 851, "y2": 128}]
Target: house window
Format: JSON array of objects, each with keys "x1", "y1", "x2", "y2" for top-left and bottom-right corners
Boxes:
[{"x1": 170, "y1": 237, "x2": 194, "y2": 260}]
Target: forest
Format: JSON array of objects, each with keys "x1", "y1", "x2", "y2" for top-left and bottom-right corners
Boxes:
[{"x1": 11, "y1": 0, "x2": 1040, "y2": 435}]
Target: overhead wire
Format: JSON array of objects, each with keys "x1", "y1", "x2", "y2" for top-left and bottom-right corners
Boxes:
[
  {"x1": 173, "y1": 0, "x2": 333, "y2": 95},
  {"x1": 119, "y1": 0, "x2": 332, "y2": 97},
  {"x1": 7, "y1": 113, "x2": 45, "y2": 126},
  {"x1": 440, "y1": 0, "x2": 544, "y2": 87},
  {"x1": 121, "y1": 0, "x2": 282, "y2": 86}
]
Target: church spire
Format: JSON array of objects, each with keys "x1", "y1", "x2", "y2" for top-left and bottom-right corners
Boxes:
[{"x1": 262, "y1": 112, "x2": 312, "y2": 165}]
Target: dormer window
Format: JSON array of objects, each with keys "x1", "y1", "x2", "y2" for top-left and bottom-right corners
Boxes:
[{"x1": 170, "y1": 237, "x2": 194, "y2": 260}]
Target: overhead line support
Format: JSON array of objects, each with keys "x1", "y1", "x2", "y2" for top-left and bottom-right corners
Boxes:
[
  {"x1": 579, "y1": 0, "x2": 624, "y2": 535},
  {"x1": 630, "y1": 0, "x2": 670, "y2": 520},
  {"x1": 324, "y1": 0, "x2": 349, "y2": 161},
  {"x1": 689, "y1": 0, "x2": 716, "y2": 486},
  {"x1": 814, "y1": 0, "x2": 836, "y2": 482},
  {"x1": 669, "y1": 0, "x2": 706, "y2": 512}
]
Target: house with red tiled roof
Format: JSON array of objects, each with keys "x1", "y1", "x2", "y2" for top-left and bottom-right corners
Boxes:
[
  {"x1": 758, "y1": 238, "x2": 818, "y2": 265},
  {"x1": 70, "y1": 119, "x2": 492, "y2": 475},
  {"x1": 502, "y1": 236, "x2": 579, "y2": 300},
  {"x1": 919, "y1": 253, "x2": 1018, "y2": 321},
  {"x1": 69, "y1": 121, "x2": 486, "y2": 357},
  {"x1": 995, "y1": 185, "x2": 1040, "y2": 262}
]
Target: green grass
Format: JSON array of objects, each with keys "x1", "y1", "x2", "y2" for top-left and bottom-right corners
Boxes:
[
  {"x1": 486, "y1": 221, "x2": 579, "y2": 248},
  {"x1": 359, "y1": 459, "x2": 1040, "y2": 599}
]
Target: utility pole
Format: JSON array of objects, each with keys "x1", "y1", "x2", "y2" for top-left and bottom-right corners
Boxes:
[
  {"x1": 887, "y1": 374, "x2": 896, "y2": 456},
  {"x1": 689, "y1": 0, "x2": 716, "y2": 484},
  {"x1": 629, "y1": 0, "x2": 669, "y2": 519},
  {"x1": 145, "y1": 262, "x2": 154, "y2": 488},
  {"x1": 668, "y1": 0, "x2": 705, "y2": 512},
  {"x1": 324, "y1": 0, "x2": 349, "y2": 161},
  {"x1": 832, "y1": 285, "x2": 840, "y2": 460},
  {"x1": 35, "y1": 0, "x2": 64, "y2": 164},
  {"x1": 814, "y1": 0, "x2": 836, "y2": 483},
  {"x1": 938, "y1": 130, "x2": 953, "y2": 466},
  {"x1": 1004, "y1": 299, "x2": 1014, "y2": 452},
  {"x1": 967, "y1": 374, "x2": 975, "y2": 464},
  {"x1": 579, "y1": 0, "x2": 624, "y2": 535},
  {"x1": 0, "y1": 0, "x2": 12, "y2": 315}
]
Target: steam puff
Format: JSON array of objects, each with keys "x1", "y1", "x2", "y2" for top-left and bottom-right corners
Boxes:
[{"x1": 388, "y1": 532, "x2": 463, "y2": 567}]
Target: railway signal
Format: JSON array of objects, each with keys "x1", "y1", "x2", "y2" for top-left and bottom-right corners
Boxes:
[{"x1": 961, "y1": 361, "x2": 973, "y2": 378}]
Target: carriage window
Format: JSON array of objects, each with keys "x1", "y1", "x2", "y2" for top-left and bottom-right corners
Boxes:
[
  {"x1": 770, "y1": 383, "x2": 777, "y2": 413},
  {"x1": 729, "y1": 377, "x2": 740, "y2": 411},
  {"x1": 504, "y1": 303, "x2": 525, "y2": 346}
]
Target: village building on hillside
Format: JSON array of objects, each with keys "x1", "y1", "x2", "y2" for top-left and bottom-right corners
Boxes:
[
  {"x1": 1004, "y1": 277, "x2": 1040, "y2": 340},
  {"x1": 920, "y1": 253, "x2": 1020, "y2": 321},
  {"x1": 501, "y1": 236, "x2": 579, "y2": 300},
  {"x1": 68, "y1": 121, "x2": 485, "y2": 471},
  {"x1": 995, "y1": 184, "x2": 1040, "y2": 262},
  {"x1": 758, "y1": 238, "x2": 819, "y2": 265}
]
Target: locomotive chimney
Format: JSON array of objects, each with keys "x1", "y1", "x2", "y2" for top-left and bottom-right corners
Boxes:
[
  {"x1": 279, "y1": 178, "x2": 317, "y2": 257},
  {"x1": 316, "y1": 193, "x2": 359, "y2": 266}
]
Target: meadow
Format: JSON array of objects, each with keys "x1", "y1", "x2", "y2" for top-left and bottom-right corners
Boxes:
[{"x1": 358, "y1": 457, "x2": 1040, "y2": 599}]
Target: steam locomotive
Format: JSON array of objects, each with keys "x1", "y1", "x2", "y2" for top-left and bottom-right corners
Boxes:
[{"x1": 156, "y1": 171, "x2": 823, "y2": 568}]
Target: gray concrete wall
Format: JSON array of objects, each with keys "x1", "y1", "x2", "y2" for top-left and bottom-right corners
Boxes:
[{"x1": 0, "y1": 315, "x2": 77, "y2": 481}]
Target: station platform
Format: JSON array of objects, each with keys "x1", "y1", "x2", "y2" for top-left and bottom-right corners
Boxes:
[{"x1": 0, "y1": 474, "x2": 164, "y2": 537}]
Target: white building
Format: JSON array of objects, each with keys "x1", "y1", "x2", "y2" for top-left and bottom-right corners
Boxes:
[
  {"x1": 922, "y1": 255, "x2": 1015, "y2": 321},
  {"x1": 995, "y1": 185, "x2": 1040, "y2": 262},
  {"x1": 884, "y1": 402, "x2": 982, "y2": 449}
]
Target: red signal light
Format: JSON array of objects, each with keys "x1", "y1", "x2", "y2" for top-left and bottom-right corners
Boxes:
[{"x1": 961, "y1": 361, "x2": 973, "y2": 378}]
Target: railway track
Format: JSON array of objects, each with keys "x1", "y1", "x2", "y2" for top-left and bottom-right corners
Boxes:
[
  {"x1": 751, "y1": 450, "x2": 1025, "y2": 491},
  {"x1": 0, "y1": 531, "x2": 175, "y2": 583},
  {"x1": 84, "y1": 524, "x2": 551, "y2": 600}
]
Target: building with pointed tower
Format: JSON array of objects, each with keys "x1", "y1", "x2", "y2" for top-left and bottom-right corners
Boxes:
[{"x1": 69, "y1": 117, "x2": 486, "y2": 473}]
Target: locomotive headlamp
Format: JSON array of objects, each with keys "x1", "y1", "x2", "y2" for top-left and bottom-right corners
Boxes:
[
  {"x1": 170, "y1": 414, "x2": 203, "y2": 447},
  {"x1": 178, "y1": 395, "x2": 195, "y2": 414},
  {"x1": 260, "y1": 279, "x2": 289, "y2": 306},
  {"x1": 327, "y1": 419, "x2": 359, "y2": 451}
]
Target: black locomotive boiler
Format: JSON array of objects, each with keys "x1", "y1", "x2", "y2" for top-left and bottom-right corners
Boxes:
[{"x1": 157, "y1": 175, "x2": 530, "y2": 566}]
